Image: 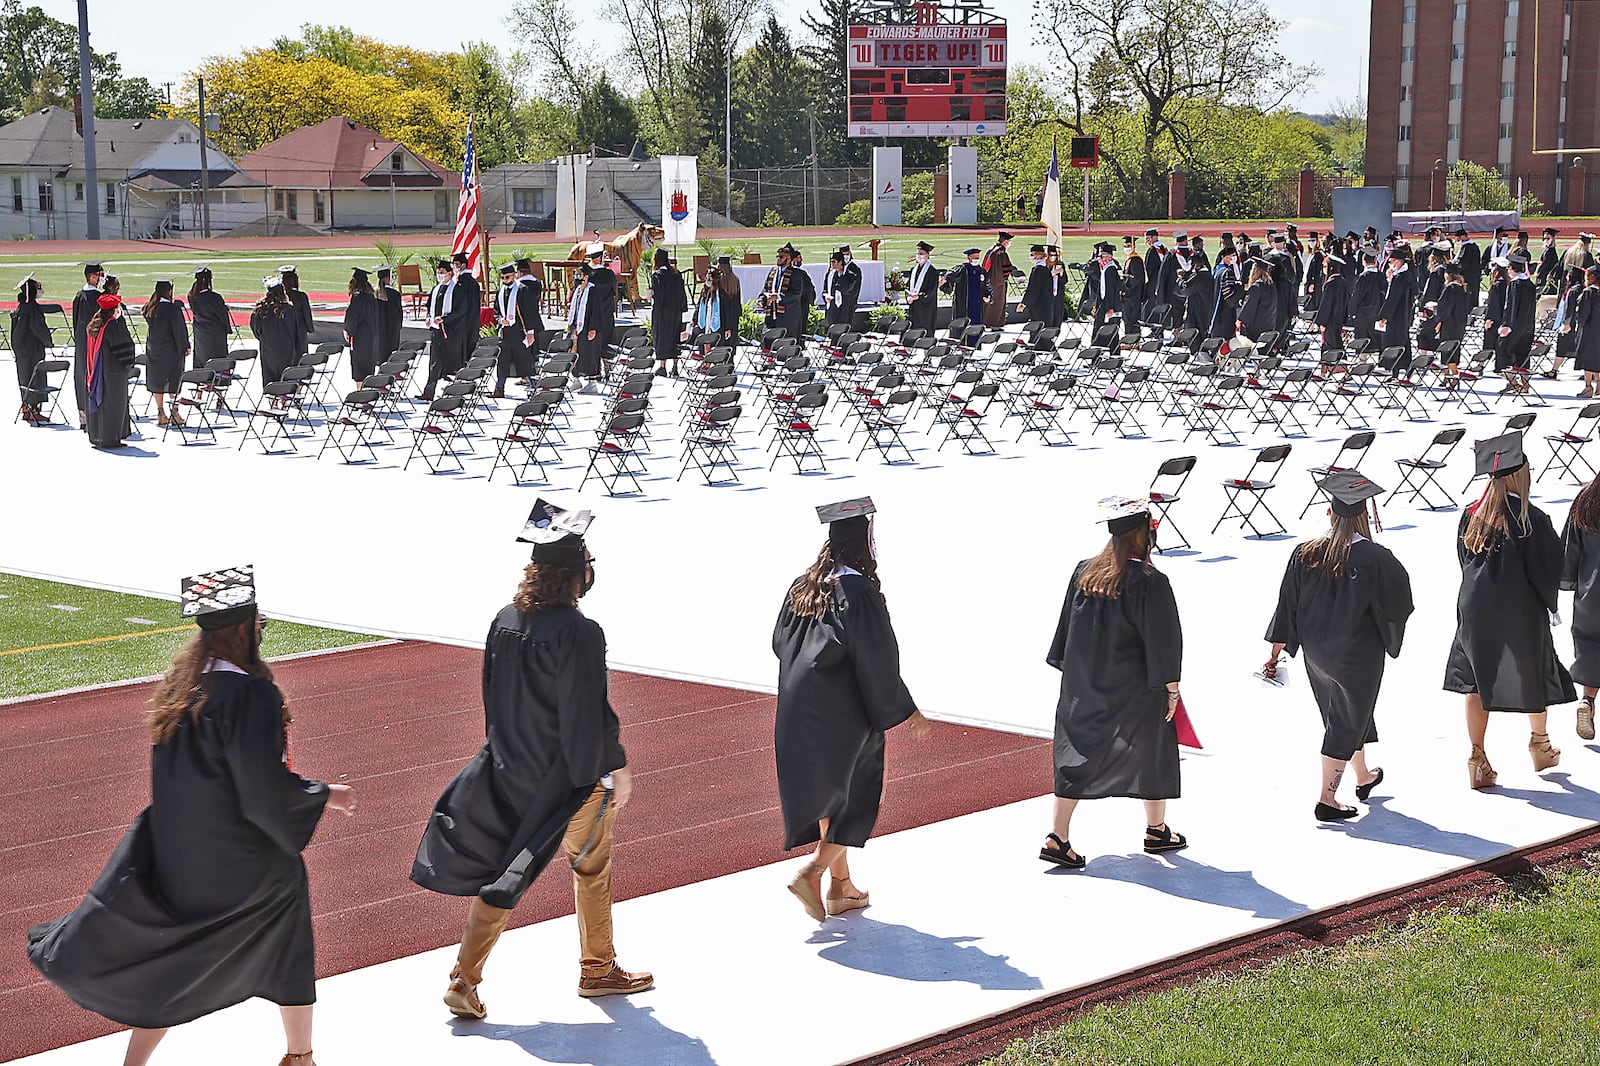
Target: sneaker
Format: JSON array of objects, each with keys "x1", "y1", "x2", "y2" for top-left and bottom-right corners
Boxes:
[
  {"x1": 443, "y1": 977, "x2": 486, "y2": 1019},
  {"x1": 577, "y1": 963, "x2": 654, "y2": 998},
  {"x1": 580, "y1": 381, "x2": 600, "y2": 395},
  {"x1": 1578, "y1": 697, "x2": 1595, "y2": 742}
]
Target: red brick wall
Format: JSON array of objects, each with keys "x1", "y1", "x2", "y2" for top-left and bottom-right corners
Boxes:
[
  {"x1": 1458, "y1": 0, "x2": 1503, "y2": 171},
  {"x1": 1367, "y1": 0, "x2": 1404, "y2": 188}
]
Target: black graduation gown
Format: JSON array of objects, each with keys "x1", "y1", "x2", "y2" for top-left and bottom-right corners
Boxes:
[
  {"x1": 251, "y1": 306, "x2": 299, "y2": 385},
  {"x1": 1562, "y1": 519, "x2": 1600, "y2": 687},
  {"x1": 1237, "y1": 284, "x2": 1275, "y2": 342},
  {"x1": 188, "y1": 289, "x2": 232, "y2": 369},
  {"x1": 28, "y1": 672, "x2": 330, "y2": 1029},
  {"x1": 1538, "y1": 244, "x2": 1561, "y2": 290},
  {"x1": 1459, "y1": 241, "x2": 1483, "y2": 307},
  {"x1": 376, "y1": 287, "x2": 404, "y2": 360},
  {"x1": 72, "y1": 286, "x2": 97, "y2": 420},
  {"x1": 1019, "y1": 264, "x2": 1052, "y2": 322},
  {"x1": 1159, "y1": 254, "x2": 1187, "y2": 327},
  {"x1": 442, "y1": 276, "x2": 480, "y2": 374},
  {"x1": 825, "y1": 262, "x2": 862, "y2": 331},
  {"x1": 10, "y1": 301, "x2": 50, "y2": 407},
  {"x1": 1265, "y1": 539, "x2": 1414, "y2": 760},
  {"x1": 577, "y1": 268, "x2": 617, "y2": 376},
  {"x1": 1043, "y1": 265, "x2": 1068, "y2": 328},
  {"x1": 1142, "y1": 248, "x2": 1164, "y2": 318},
  {"x1": 412, "y1": 606, "x2": 625, "y2": 910},
  {"x1": 1047, "y1": 561, "x2": 1183, "y2": 800},
  {"x1": 905, "y1": 261, "x2": 940, "y2": 333},
  {"x1": 286, "y1": 288, "x2": 314, "y2": 358},
  {"x1": 1120, "y1": 256, "x2": 1146, "y2": 335},
  {"x1": 1209, "y1": 267, "x2": 1240, "y2": 340},
  {"x1": 1435, "y1": 285, "x2": 1470, "y2": 348},
  {"x1": 498, "y1": 278, "x2": 543, "y2": 379},
  {"x1": 1353, "y1": 270, "x2": 1385, "y2": 345},
  {"x1": 342, "y1": 291, "x2": 380, "y2": 383},
  {"x1": 650, "y1": 266, "x2": 687, "y2": 360},
  {"x1": 1314, "y1": 272, "x2": 1349, "y2": 350},
  {"x1": 1574, "y1": 288, "x2": 1600, "y2": 372},
  {"x1": 1502, "y1": 275, "x2": 1538, "y2": 365},
  {"x1": 1303, "y1": 252, "x2": 1325, "y2": 311},
  {"x1": 1181, "y1": 268, "x2": 1215, "y2": 350},
  {"x1": 942, "y1": 263, "x2": 988, "y2": 324},
  {"x1": 793, "y1": 268, "x2": 817, "y2": 336},
  {"x1": 1483, "y1": 278, "x2": 1508, "y2": 364},
  {"x1": 86, "y1": 314, "x2": 135, "y2": 448},
  {"x1": 1444, "y1": 499, "x2": 1576, "y2": 711},
  {"x1": 143, "y1": 301, "x2": 189, "y2": 392},
  {"x1": 772, "y1": 572, "x2": 916, "y2": 851},
  {"x1": 1378, "y1": 268, "x2": 1415, "y2": 355}
]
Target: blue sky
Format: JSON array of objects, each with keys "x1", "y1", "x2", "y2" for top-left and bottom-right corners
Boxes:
[{"x1": 41, "y1": 0, "x2": 1369, "y2": 114}]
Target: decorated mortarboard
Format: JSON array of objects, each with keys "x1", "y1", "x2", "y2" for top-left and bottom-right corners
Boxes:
[
  {"x1": 192, "y1": 264, "x2": 211, "y2": 276},
  {"x1": 180, "y1": 564, "x2": 258, "y2": 629},
  {"x1": 1581, "y1": 233, "x2": 1596, "y2": 242},
  {"x1": 818, "y1": 497, "x2": 876, "y2": 551},
  {"x1": 997, "y1": 231, "x2": 1014, "y2": 241},
  {"x1": 262, "y1": 274, "x2": 283, "y2": 288},
  {"x1": 915, "y1": 241, "x2": 934, "y2": 252},
  {"x1": 1098, "y1": 496, "x2": 1152, "y2": 536},
  {"x1": 518, "y1": 498, "x2": 595, "y2": 562},
  {"x1": 1317, "y1": 470, "x2": 1383, "y2": 518},
  {"x1": 278, "y1": 264, "x2": 297, "y2": 274},
  {"x1": 15, "y1": 271, "x2": 35, "y2": 292},
  {"x1": 1286, "y1": 223, "x2": 1299, "y2": 232},
  {"x1": 1474, "y1": 431, "x2": 1526, "y2": 478},
  {"x1": 1490, "y1": 256, "x2": 1510, "y2": 268}
]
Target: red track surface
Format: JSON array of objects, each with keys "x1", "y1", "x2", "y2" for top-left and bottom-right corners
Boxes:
[{"x1": 0, "y1": 641, "x2": 1048, "y2": 1061}]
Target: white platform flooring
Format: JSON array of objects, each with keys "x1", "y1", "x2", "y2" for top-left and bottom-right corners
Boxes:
[{"x1": 4, "y1": 344, "x2": 1600, "y2": 1064}]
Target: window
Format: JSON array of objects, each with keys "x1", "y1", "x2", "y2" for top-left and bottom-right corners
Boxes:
[
  {"x1": 1398, "y1": 164, "x2": 1410, "y2": 179},
  {"x1": 285, "y1": 191, "x2": 298, "y2": 221},
  {"x1": 1404, "y1": 5, "x2": 1416, "y2": 22},
  {"x1": 274, "y1": 190, "x2": 285, "y2": 211},
  {"x1": 313, "y1": 190, "x2": 325, "y2": 224},
  {"x1": 1398, "y1": 125, "x2": 1412, "y2": 142},
  {"x1": 1401, "y1": 45, "x2": 1415, "y2": 62},
  {"x1": 1400, "y1": 85, "x2": 1410, "y2": 102},
  {"x1": 1506, "y1": 0, "x2": 1519, "y2": 15},
  {"x1": 1449, "y1": 83, "x2": 1463, "y2": 100},
  {"x1": 1500, "y1": 122, "x2": 1513, "y2": 139},
  {"x1": 390, "y1": 151, "x2": 404, "y2": 172},
  {"x1": 1504, "y1": 41, "x2": 1517, "y2": 57},
  {"x1": 1502, "y1": 82, "x2": 1516, "y2": 98},
  {"x1": 1454, "y1": 1, "x2": 1466, "y2": 18},
  {"x1": 104, "y1": 183, "x2": 115, "y2": 215},
  {"x1": 73, "y1": 182, "x2": 83, "y2": 201},
  {"x1": 434, "y1": 191, "x2": 450, "y2": 224},
  {"x1": 37, "y1": 180, "x2": 53, "y2": 213},
  {"x1": 1448, "y1": 124, "x2": 1461, "y2": 140},
  {"x1": 1451, "y1": 43, "x2": 1465, "y2": 60},
  {"x1": 10, "y1": 176, "x2": 21, "y2": 212},
  {"x1": 511, "y1": 188, "x2": 546, "y2": 215}
]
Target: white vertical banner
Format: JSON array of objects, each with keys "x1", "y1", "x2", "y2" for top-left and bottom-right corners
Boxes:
[
  {"x1": 1041, "y1": 141, "x2": 1063, "y2": 247},
  {"x1": 555, "y1": 154, "x2": 588, "y2": 241},
  {"x1": 872, "y1": 147, "x2": 903, "y2": 226},
  {"x1": 948, "y1": 145, "x2": 978, "y2": 225},
  {"x1": 660, "y1": 155, "x2": 698, "y2": 245}
]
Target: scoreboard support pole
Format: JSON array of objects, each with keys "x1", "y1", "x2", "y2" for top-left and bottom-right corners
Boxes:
[{"x1": 1083, "y1": 167, "x2": 1091, "y2": 231}]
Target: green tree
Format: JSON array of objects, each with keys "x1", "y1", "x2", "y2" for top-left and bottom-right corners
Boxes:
[
  {"x1": 574, "y1": 74, "x2": 638, "y2": 156},
  {"x1": 733, "y1": 17, "x2": 810, "y2": 169},
  {"x1": 0, "y1": 0, "x2": 165, "y2": 122},
  {"x1": 799, "y1": 0, "x2": 865, "y2": 168},
  {"x1": 1450, "y1": 159, "x2": 1546, "y2": 215},
  {"x1": 682, "y1": 10, "x2": 731, "y2": 155},
  {"x1": 449, "y1": 43, "x2": 531, "y2": 170}
]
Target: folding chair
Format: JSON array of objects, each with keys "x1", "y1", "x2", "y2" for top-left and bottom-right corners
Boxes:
[
  {"x1": 769, "y1": 391, "x2": 829, "y2": 473},
  {"x1": 1539, "y1": 402, "x2": 1600, "y2": 484},
  {"x1": 404, "y1": 395, "x2": 467, "y2": 473},
  {"x1": 1184, "y1": 373, "x2": 1247, "y2": 445},
  {"x1": 938, "y1": 382, "x2": 999, "y2": 453},
  {"x1": 580, "y1": 411, "x2": 648, "y2": 494},
  {"x1": 1148, "y1": 455, "x2": 1197, "y2": 552},
  {"x1": 1016, "y1": 375, "x2": 1077, "y2": 446},
  {"x1": 856, "y1": 387, "x2": 918, "y2": 463},
  {"x1": 1372, "y1": 353, "x2": 1432, "y2": 421},
  {"x1": 1213, "y1": 444, "x2": 1293, "y2": 537},
  {"x1": 679, "y1": 404, "x2": 743, "y2": 483},
  {"x1": 1091, "y1": 367, "x2": 1152, "y2": 438},
  {"x1": 164, "y1": 368, "x2": 221, "y2": 444},
  {"x1": 1254, "y1": 368, "x2": 1312, "y2": 436},
  {"x1": 1301, "y1": 431, "x2": 1377, "y2": 517},
  {"x1": 1464, "y1": 412, "x2": 1537, "y2": 491},
  {"x1": 17, "y1": 359, "x2": 69, "y2": 425},
  {"x1": 238, "y1": 380, "x2": 302, "y2": 454},
  {"x1": 1389, "y1": 427, "x2": 1465, "y2": 509},
  {"x1": 487, "y1": 399, "x2": 562, "y2": 484},
  {"x1": 317, "y1": 388, "x2": 384, "y2": 463}
]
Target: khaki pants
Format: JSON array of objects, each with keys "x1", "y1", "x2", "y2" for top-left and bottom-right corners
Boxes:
[{"x1": 451, "y1": 783, "x2": 617, "y2": 985}]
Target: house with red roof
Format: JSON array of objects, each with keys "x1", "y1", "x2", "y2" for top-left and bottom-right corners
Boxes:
[{"x1": 235, "y1": 116, "x2": 458, "y2": 233}]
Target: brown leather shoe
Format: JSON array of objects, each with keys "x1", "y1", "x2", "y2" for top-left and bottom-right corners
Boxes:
[
  {"x1": 577, "y1": 963, "x2": 654, "y2": 998},
  {"x1": 444, "y1": 976, "x2": 487, "y2": 1019}
]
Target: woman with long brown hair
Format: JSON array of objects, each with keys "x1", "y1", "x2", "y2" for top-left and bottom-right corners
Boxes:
[
  {"x1": 85, "y1": 278, "x2": 136, "y2": 448},
  {"x1": 251, "y1": 276, "x2": 299, "y2": 386},
  {"x1": 10, "y1": 275, "x2": 51, "y2": 423},
  {"x1": 341, "y1": 267, "x2": 380, "y2": 385},
  {"x1": 1444, "y1": 433, "x2": 1574, "y2": 787},
  {"x1": 142, "y1": 279, "x2": 190, "y2": 426},
  {"x1": 1041, "y1": 498, "x2": 1185, "y2": 868},
  {"x1": 28, "y1": 566, "x2": 354, "y2": 1066},
  {"x1": 1235, "y1": 261, "x2": 1277, "y2": 346},
  {"x1": 774, "y1": 498, "x2": 930, "y2": 921},
  {"x1": 187, "y1": 266, "x2": 232, "y2": 370},
  {"x1": 1263, "y1": 472, "x2": 1414, "y2": 820},
  {"x1": 1561, "y1": 471, "x2": 1600, "y2": 741}
]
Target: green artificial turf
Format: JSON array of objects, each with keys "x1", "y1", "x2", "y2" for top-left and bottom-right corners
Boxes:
[
  {"x1": 0, "y1": 572, "x2": 381, "y2": 700},
  {"x1": 985, "y1": 859, "x2": 1600, "y2": 1066}
]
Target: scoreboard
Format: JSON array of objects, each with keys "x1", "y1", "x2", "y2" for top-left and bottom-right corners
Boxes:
[{"x1": 847, "y1": 18, "x2": 1007, "y2": 138}]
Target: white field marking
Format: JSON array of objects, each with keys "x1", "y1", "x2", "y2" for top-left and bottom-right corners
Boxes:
[
  {"x1": 48, "y1": 604, "x2": 82, "y2": 612},
  {"x1": 123, "y1": 617, "x2": 162, "y2": 625}
]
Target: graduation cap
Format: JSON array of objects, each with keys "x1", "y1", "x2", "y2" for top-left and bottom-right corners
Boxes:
[
  {"x1": 376, "y1": 264, "x2": 394, "y2": 277},
  {"x1": 1098, "y1": 496, "x2": 1151, "y2": 536},
  {"x1": 1581, "y1": 233, "x2": 1596, "y2": 242},
  {"x1": 1444, "y1": 263, "x2": 1464, "y2": 277},
  {"x1": 262, "y1": 274, "x2": 283, "y2": 289},
  {"x1": 836, "y1": 244, "x2": 853, "y2": 256},
  {"x1": 997, "y1": 231, "x2": 1014, "y2": 241},
  {"x1": 1029, "y1": 244, "x2": 1046, "y2": 253},
  {"x1": 192, "y1": 264, "x2": 212, "y2": 276},
  {"x1": 777, "y1": 242, "x2": 800, "y2": 256},
  {"x1": 1490, "y1": 256, "x2": 1510, "y2": 269},
  {"x1": 1508, "y1": 252, "x2": 1531, "y2": 268},
  {"x1": 278, "y1": 264, "x2": 297, "y2": 274},
  {"x1": 15, "y1": 271, "x2": 35, "y2": 293},
  {"x1": 1544, "y1": 227, "x2": 1559, "y2": 237},
  {"x1": 350, "y1": 267, "x2": 372, "y2": 282},
  {"x1": 1046, "y1": 245, "x2": 1060, "y2": 255},
  {"x1": 1122, "y1": 235, "x2": 1135, "y2": 244},
  {"x1": 1475, "y1": 431, "x2": 1526, "y2": 478},
  {"x1": 515, "y1": 257, "x2": 534, "y2": 270},
  {"x1": 1286, "y1": 223, "x2": 1299, "y2": 233},
  {"x1": 1326, "y1": 254, "x2": 1347, "y2": 267},
  {"x1": 435, "y1": 259, "x2": 453, "y2": 272},
  {"x1": 828, "y1": 249, "x2": 846, "y2": 262},
  {"x1": 1174, "y1": 230, "x2": 1190, "y2": 242},
  {"x1": 498, "y1": 262, "x2": 518, "y2": 275},
  {"x1": 152, "y1": 277, "x2": 173, "y2": 286},
  {"x1": 1144, "y1": 228, "x2": 1159, "y2": 238},
  {"x1": 1094, "y1": 241, "x2": 1115, "y2": 255},
  {"x1": 1220, "y1": 232, "x2": 1235, "y2": 241},
  {"x1": 1318, "y1": 470, "x2": 1383, "y2": 518},
  {"x1": 1454, "y1": 227, "x2": 1470, "y2": 237},
  {"x1": 584, "y1": 243, "x2": 605, "y2": 258},
  {"x1": 964, "y1": 247, "x2": 983, "y2": 256},
  {"x1": 915, "y1": 241, "x2": 934, "y2": 253},
  {"x1": 83, "y1": 261, "x2": 104, "y2": 272},
  {"x1": 180, "y1": 564, "x2": 258, "y2": 629},
  {"x1": 817, "y1": 497, "x2": 876, "y2": 552},
  {"x1": 517, "y1": 498, "x2": 595, "y2": 562}
]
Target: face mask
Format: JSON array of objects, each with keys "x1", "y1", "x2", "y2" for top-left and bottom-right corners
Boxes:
[
  {"x1": 915, "y1": 254, "x2": 928, "y2": 263},
  {"x1": 582, "y1": 562, "x2": 596, "y2": 595}
]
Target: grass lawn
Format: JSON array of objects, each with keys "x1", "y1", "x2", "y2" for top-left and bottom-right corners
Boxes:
[
  {"x1": 0, "y1": 572, "x2": 381, "y2": 701},
  {"x1": 985, "y1": 858, "x2": 1600, "y2": 1066}
]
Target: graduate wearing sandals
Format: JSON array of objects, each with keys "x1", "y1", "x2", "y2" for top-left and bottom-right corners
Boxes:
[
  {"x1": 28, "y1": 566, "x2": 355, "y2": 1066},
  {"x1": 1263, "y1": 472, "x2": 1414, "y2": 822},
  {"x1": 1041, "y1": 498, "x2": 1187, "y2": 869},
  {"x1": 773, "y1": 498, "x2": 931, "y2": 922},
  {"x1": 1560, "y1": 474, "x2": 1600, "y2": 742},
  {"x1": 1444, "y1": 433, "x2": 1575, "y2": 788}
]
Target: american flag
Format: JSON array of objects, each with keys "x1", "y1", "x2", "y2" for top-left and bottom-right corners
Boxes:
[{"x1": 450, "y1": 115, "x2": 481, "y2": 277}]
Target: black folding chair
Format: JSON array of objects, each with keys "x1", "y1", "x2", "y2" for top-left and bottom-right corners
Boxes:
[
  {"x1": 1388, "y1": 427, "x2": 1465, "y2": 509},
  {"x1": 1214, "y1": 444, "x2": 1293, "y2": 537},
  {"x1": 679, "y1": 404, "x2": 743, "y2": 484},
  {"x1": 489, "y1": 399, "x2": 563, "y2": 484},
  {"x1": 938, "y1": 382, "x2": 999, "y2": 454},
  {"x1": 581, "y1": 411, "x2": 648, "y2": 494},
  {"x1": 1301, "y1": 431, "x2": 1377, "y2": 517},
  {"x1": 404, "y1": 395, "x2": 468, "y2": 473},
  {"x1": 164, "y1": 368, "x2": 220, "y2": 444},
  {"x1": 317, "y1": 388, "x2": 384, "y2": 463},
  {"x1": 856, "y1": 387, "x2": 918, "y2": 463},
  {"x1": 770, "y1": 391, "x2": 829, "y2": 473},
  {"x1": 1148, "y1": 455, "x2": 1197, "y2": 552},
  {"x1": 238, "y1": 380, "x2": 303, "y2": 454},
  {"x1": 1015, "y1": 375, "x2": 1077, "y2": 446},
  {"x1": 1539, "y1": 402, "x2": 1600, "y2": 484},
  {"x1": 17, "y1": 358, "x2": 69, "y2": 425}
]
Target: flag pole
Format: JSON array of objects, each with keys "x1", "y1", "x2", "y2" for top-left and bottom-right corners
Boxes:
[{"x1": 474, "y1": 115, "x2": 490, "y2": 312}]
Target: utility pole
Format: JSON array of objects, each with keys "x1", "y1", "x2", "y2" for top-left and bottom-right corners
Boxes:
[
  {"x1": 724, "y1": 0, "x2": 733, "y2": 225},
  {"x1": 76, "y1": 0, "x2": 99, "y2": 240},
  {"x1": 808, "y1": 105, "x2": 820, "y2": 227},
  {"x1": 197, "y1": 76, "x2": 212, "y2": 238}
]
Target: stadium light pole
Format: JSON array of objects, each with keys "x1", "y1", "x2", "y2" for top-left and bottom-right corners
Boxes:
[
  {"x1": 725, "y1": 0, "x2": 733, "y2": 224},
  {"x1": 76, "y1": 0, "x2": 99, "y2": 240}
]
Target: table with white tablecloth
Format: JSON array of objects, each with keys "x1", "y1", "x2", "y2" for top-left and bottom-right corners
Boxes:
[{"x1": 730, "y1": 261, "x2": 887, "y2": 307}]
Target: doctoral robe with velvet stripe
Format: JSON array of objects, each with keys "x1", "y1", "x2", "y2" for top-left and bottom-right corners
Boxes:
[{"x1": 772, "y1": 572, "x2": 916, "y2": 851}]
